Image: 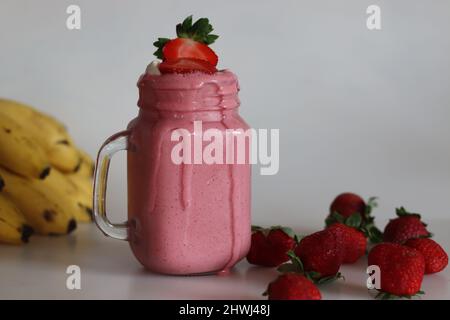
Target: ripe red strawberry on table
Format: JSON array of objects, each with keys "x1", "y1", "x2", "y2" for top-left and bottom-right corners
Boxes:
[
  {"x1": 383, "y1": 207, "x2": 432, "y2": 244},
  {"x1": 246, "y1": 226, "x2": 298, "y2": 267},
  {"x1": 405, "y1": 238, "x2": 448, "y2": 274},
  {"x1": 330, "y1": 193, "x2": 366, "y2": 218},
  {"x1": 153, "y1": 15, "x2": 219, "y2": 74},
  {"x1": 327, "y1": 223, "x2": 367, "y2": 264},
  {"x1": 325, "y1": 193, "x2": 383, "y2": 243},
  {"x1": 368, "y1": 243, "x2": 425, "y2": 298},
  {"x1": 278, "y1": 228, "x2": 344, "y2": 283},
  {"x1": 264, "y1": 273, "x2": 321, "y2": 300}
]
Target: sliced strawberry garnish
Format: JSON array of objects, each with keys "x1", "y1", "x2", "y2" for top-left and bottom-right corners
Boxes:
[
  {"x1": 159, "y1": 58, "x2": 217, "y2": 74},
  {"x1": 153, "y1": 16, "x2": 220, "y2": 67},
  {"x1": 162, "y1": 38, "x2": 218, "y2": 66}
]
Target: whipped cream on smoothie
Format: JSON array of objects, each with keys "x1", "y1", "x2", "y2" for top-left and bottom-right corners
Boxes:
[{"x1": 146, "y1": 60, "x2": 161, "y2": 75}]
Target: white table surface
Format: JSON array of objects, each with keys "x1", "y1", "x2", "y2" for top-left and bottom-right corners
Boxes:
[{"x1": 1, "y1": 221, "x2": 449, "y2": 300}]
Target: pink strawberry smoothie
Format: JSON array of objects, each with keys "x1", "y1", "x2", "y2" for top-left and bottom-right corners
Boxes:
[{"x1": 126, "y1": 70, "x2": 251, "y2": 275}]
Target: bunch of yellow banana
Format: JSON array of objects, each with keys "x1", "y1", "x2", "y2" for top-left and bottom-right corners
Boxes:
[{"x1": 0, "y1": 98, "x2": 94, "y2": 245}]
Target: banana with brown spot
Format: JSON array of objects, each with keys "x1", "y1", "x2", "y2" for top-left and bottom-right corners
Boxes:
[
  {"x1": 0, "y1": 99, "x2": 81, "y2": 172},
  {"x1": 0, "y1": 167, "x2": 76, "y2": 235},
  {"x1": 0, "y1": 112, "x2": 50, "y2": 179},
  {"x1": 0, "y1": 193, "x2": 34, "y2": 245}
]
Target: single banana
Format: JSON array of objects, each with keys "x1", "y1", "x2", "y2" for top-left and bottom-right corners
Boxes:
[
  {"x1": 40, "y1": 168, "x2": 92, "y2": 222},
  {"x1": 0, "y1": 193, "x2": 34, "y2": 245},
  {"x1": 0, "y1": 112, "x2": 50, "y2": 179},
  {"x1": 75, "y1": 148, "x2": 95, "y2": 178},
  {"x1": 0, "y1": 167, "x2": 76, "y2": 235},
  {"x1": 47, "y1": 143, "x2": 81, "y2": 173},
  {"x1": 0, "y1": 99, "x2": 81, "y2": 173}
]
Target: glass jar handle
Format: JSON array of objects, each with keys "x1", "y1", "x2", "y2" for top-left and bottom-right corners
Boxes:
[{"x1": 93, "y1": 130, "x2": 130, "y2": 240}]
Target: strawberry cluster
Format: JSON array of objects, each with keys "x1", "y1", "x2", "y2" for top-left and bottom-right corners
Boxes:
[
  {"x1": 247, "y1": 192, "x2": 448, "y2": 300},
  {"x1": 369, "y1": 207, "x2": 447, "y2": 299},
  {"x1": 153, "y1": 16, "x2": 219, "y2": 74}
]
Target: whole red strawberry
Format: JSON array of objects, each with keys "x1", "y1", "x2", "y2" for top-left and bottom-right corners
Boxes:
[
  {"x1": 383, "y1": 207, "x2": 431, "y2": 244},
  {"x1": 326, "y1": 193, "x2": 382, "y2": 243},
  {"x1": 328, "y1": 223, "x2": 367, "y2": 264},
  {"x1": 405, "y1": 238, "x2": 448, "y2": 274},
  {"x1": 330, "y1": 193, "x2": 366, "y2": 218},
  {"x1": 265, "y1": 273, "x2": 321, "y2": 300},
  {"x1": 294, "y1": 228, "x2": 343, "y2": 279},
  {"x1": 246, "y1": 226, "x2": 298, "y2": 267},
  {"x1": 368, "y1": 243, "x2": 425, "y2": 297}
]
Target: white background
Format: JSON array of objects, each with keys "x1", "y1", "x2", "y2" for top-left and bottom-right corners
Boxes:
[{"x1": 1, "y1": 0, "x2": 449, "y2": 228}]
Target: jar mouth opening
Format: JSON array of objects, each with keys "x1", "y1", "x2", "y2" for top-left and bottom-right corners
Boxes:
[{"x1": 137, "y1": 69, "x2": 240, "y2": 112}]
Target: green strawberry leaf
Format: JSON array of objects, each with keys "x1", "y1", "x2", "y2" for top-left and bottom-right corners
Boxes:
[
  {"x1": 251, "y1": 225, "x2": 263, "y2": 232},
  {"x1": 204, "y1": 34, "x2": 219, "y2": 45},
  {"x1": 359, "y1": 196, "x2": 383, "y2": 243},
  {"x1": 373, "y1": 289, "x2": 425, "y2": 300},
  {"x1": 345, "y1": 212, "x2": 362, "y2": 228},
  {"x1": 375, "y1": 291, "x2": 395, "y2": 300},
  {"x1": 396, "y1": 206, "x2": 421, "y2": 219},
  {"x1": 175, "y1": 15, "x2": 219, "y2": 45},
  {"x1": 153, "y1": 37, "x2": 170, "y2": 60},
  {"x1": 180, "y1": 15, "x2": 193, "y2": 34},
  {"x1": 271, "y1": 225, "x2": 294, "y2": 237},
  {"x1": 324, "y1": 215, "x2": 335, "y2": 227},
  {"x1": 363, "y1": 223, "x2": 383, "y2": 243},
  {"x1": 304, "y1": 271, "x2": 321, "y2": 282},
  {"x1": 268, "y1": 225, "x2": 302, "y2": 243},
  {"x1": 364, "y1": 197, "x2": 378, "y2": 217},
  {"x1": 325, "y1": 211, "x2": 346, "y2": 227},
  {"x1": 369, "y1": 227, "x2": 384, "y2": 243},
  {"x1": 277, "y1": 251, "x2": 305, "y2": 274},
  {"x1": 294, "y1": 234, "x2": 303, "y2": 244},
  {"x1": 251, "y1": 225, "x2": 271, "y2": 237},
  {"x1": 287, "y1": 250, "x2": 304, "y2": 271},
  {"x1": 251, "y1": 225, "x2": 303, "y2": 241}
]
